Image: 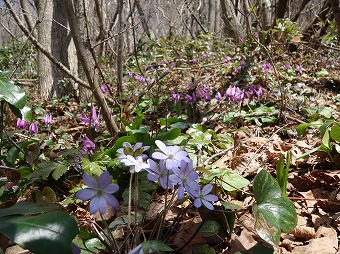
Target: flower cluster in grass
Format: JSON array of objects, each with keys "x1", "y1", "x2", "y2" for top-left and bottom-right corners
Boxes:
[
  {"x1": 117, "y1": 140, "x2": 218, "y2": 210},
  {"x1": 17, "y1": 113, "x2": 54, "y2": 135}
]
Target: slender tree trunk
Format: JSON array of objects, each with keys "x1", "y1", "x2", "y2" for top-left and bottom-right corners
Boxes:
[
  {"x1": 20, "y1": 0, "x2": 37, "y2": 38},
  {"x1": 330, "y1": 0, "x2": 340, "y2": 44},
  {"x1": 135, "y1": 0, "x2": 151, "y2": 38},
  {"x1": 261, "y1": 0, "x2": 272, "y2": 29},
  {"x1": 116, "y1": 0, "x2": 124, "y2": 97},
  {"x1": 208, "y1": 0, "x2": 216, "y2": 33},
  {"x1": 275, "y1": 0, "x2": 288, "y2": 22},
  {"x1": 36, "y1": 0, "x2": 54, "y2": 99}
]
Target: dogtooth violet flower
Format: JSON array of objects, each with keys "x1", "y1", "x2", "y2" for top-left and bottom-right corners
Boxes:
[
  {"x1": 16, "y1": 118, "x2": 28, "y2": 130},
  {"x1": 120, "y1": 155, "x2": 150, "y2": 173},
  {"x1": 147, "y1": 159, "x2": 174, "y2": 189},
  {"x1": 169, "y1": 159, "x2": 199, "y2": 199},
  {"x1": 76, "y1": 171, "x2": 119, "y2": 214},
  {"x1": 171, "y1": 93, "x2": 181, "y2": 105},
  {"x1": 152, "y1": 140, "x2": 191, "y2": 170},
  {"x1": 184, "y1": 93, "x2": 196, "y2": 104},
  {"x1": 79, "y1": 106, "x2": 101, "y2": 129},
  {"x1": 79, "y1": 135, "x2": 96, "y2": 153},
  {"x1": 116, "y1": 142, "x2": 149, "y2": 161},
  {"x1": 100, "y1": 84, "x2": 109, "y2": 93},
  {"x1": 190, "y1": 183, "x2": 218, "y2": 210},
  {"x1": 44, "y1": 113, "x2": 52, "y2": 126},
  {"x1": 262, "y1": 62, "x2": 271, "y2": 73},
  {"x1": 29, "y1": 122, "x2": 38, "y2": 135}
]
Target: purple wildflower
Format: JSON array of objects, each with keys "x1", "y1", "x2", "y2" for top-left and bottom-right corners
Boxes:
[
  {"x1": 191, "y1": 57, "x2": 198, "y2": 64},
  {"x1": 79, "y1": 135, "x2": 96, "y2": 153},
  {"x1": 152, "y1": 140, "x2": 190, "y2": 170},
  {"x1": 225, "y1": 56, "x2": 231, "y2": 63},
  {"x1": 196, "y1": 89, "x2": 204, "y2": 98},
  {"x1": 172, "y1": 93, "x2": 181, "y2": 105},
  {"x1": 116, "y1": 142, "x2": 149, "y2": 161},
  {"x1": 254, "y1": 86, "x2": 263, "y2": 98},
  {"x1": 283, "y1": 63, "x2": 291, "y2": 71},
  {"x1": 215, "y1": 91, "x2": 222, "y2": 101},
  {"x1": 76, "y1": 171, "x2": 119, "y2": 214},
  {"x1": 169, "y1": 160, "x2": 199, "y2": 199},
  {"x1": 44, "y1": 113, "x2": 52, "y2": 126},
  {"x1": 184, "y1": 93, "x2": 196, "y2": 104},
  {"x1": 16, "y1": 118, "x2": 28, "y2": 130},
  {"x1": 100, "y1": 84, "x2": 109, "y2": 93},
  {"x1": 296, "y1": 65, "x2": 302, "y2": 73},
  {"x1": 29, "y1": 122, "x2": 38, "y2": 135},
  {"x1": 233, "y1": 87, "x2": 244, "y2": 102},
  {"x1": 262, "y1": 63, "x2": 271, "y2": 73},
  {"x1": 191, "y1": 184, "x2": 218, "y2": 210},
  {"x1": 203, "y1": 84, "x2": 210, "y2": 93},
  {"x1": 147, "y1": 159, "x2": 173, "y2": 189},
  {"x1": 79, "y1": 106, "x2": 101, "y2": 129},
  {"x1": 146, "y1": 77, "x2": 154, "y2": 84}
]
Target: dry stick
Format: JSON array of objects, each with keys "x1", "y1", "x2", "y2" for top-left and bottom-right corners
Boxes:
[{"x1": 3, "y1": 0, "x2": 90, "y2": 90}]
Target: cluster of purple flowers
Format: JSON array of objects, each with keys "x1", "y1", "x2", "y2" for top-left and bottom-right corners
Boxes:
[
  {"x1": 133, "y1": 74, "x2": 154, "y2": 84},
  {"x1": 16, "y1": 113, "x2": 53, "y2": 135},
  {"x1": 171, "y1": 84, "x2": 263, "y2": 107},
  {"x1": 117, "y1": 140, "x2": 218, "y2": 210},
  {"x1": 79, "y1": 106, "x2": 101, "y2": 130}
]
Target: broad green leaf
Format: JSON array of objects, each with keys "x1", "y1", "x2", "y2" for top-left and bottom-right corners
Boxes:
[
  {"x1": 150, "y1": 128, "x2": 181, "y2": 143},
  {"x1": 82, "y1": 158, "x2": 104, "y2": 175},
  {"x1": 295, "y1": 119, "x2": 323, "y2": 136},
  {"x1": 6, "y1": 140, "x2": 37, "y2": 167},
  {"x1": 322, "y1": 129, "x2": 330, "y2": 148},
  {"x1": 0, "y1": 201, "x2": 61, "y2": 217},
  {"x1": 204, "y1": 168, "x2": 249, "y2": 192},
  {"x1": 253, "y1": 170, "x2": 281, "y2": 204},
  {"x1": 197, "y1": 220, "x2": 220, "y2": 237},
  {"x1": 105, "y1": 135, "x2": 136, "y2": 157},
  {"x1": 159, "y1": 117, "x2": 184, "y2": 126},
  {"x1": 142, "y1": 240, "x2": 173, "y2": 253},
  {"x1": 0, "y1": 77, "x2": 26, "y2": 108},
  {"x1": 27, "y1": 161, "x2": 66, "y2": 180},
  {"x1": 0, "y1": 212, "x2": 78, "y2": 254},
  {"x1": 330, "y1": 124, "x2": 340, "y2": 142},
  {"x1": 79, "y1": 238, "x2": 106, "y2": 254},
  {"x1": 315, "y1": 69, "x2": 328, "y2": 77},
  {"x1": 319, "y1": 107, "x2": 332, "y2": 118},
  {"x1": 9, "y1": 104, "x2": 32, "y2": 122},
  {"x1": 51, "y1": 163, "x2": 68, "y2": 180},
  {"x1": 296, "y1": 145, "x2": 322, "y2": 160}
]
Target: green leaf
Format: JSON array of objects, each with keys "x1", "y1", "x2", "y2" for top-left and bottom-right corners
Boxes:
[
  {"x1": 253, "y1": 170, "x2": 281, "y2": 204},
  {"x1": 105, "y1": 135, "x2": 136, "y2": 157},
  {"x1": 9, "y1": 104, "x2": 32, "y2": 122},
  {"x1": 0, "y1": 212, "x2": 78, "y2": 254},
  {"x1": 142, "y1": 240, "x2": 173, "y2": 253},
  {"x1": 0, "y1": 77, "x2": 27, "y2": 108},
  {"x1": 150, "y1": 128, "x2": 181, "y2": 144},
  {"x1": 330, "y1": 124, "x2": 340, "y2": 142},
  {"x1": 79, "y1": 238, "x2": 106, "y2": 254},
  {"x1": 316, "y1": 69, "x2": 329, "y2": 77},
  {"x1": 82, "y1": 158, "x2": 104, "y2": 175},
  {"x1": 319, "y1": 107, "x2": 332, "y2": 118},
  {"x1": 322, "y1": 129, "x2": 330, "y2": 148},
  {"x1": 27, "y1": 161, "x2": 66, "y2": 180},
  {"x1": 51, "y1": 163, "x2": 68, "y2": 180},
  {"x1": 0, "y1": 201, "x2": 61, "y2": 218},
  {"x1": 197, "y1": 220, "x2": 220, "y2": 237},
  {"x1": 204, "y1": 168, "x2": 250, "y2": 192},
  {"x1": 252, "y1": 170, "x2": 297, "y2": 245},
  {"x1": 295, "y1": 119, "x2": 323, "y2": 136}
]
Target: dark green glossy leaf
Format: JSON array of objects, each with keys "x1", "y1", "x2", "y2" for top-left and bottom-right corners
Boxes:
[
  {"x1": 9, "y1": 104, "x2": 32, "y2": 122},
  {"x1": 198, "y1": 220, "x2": 220, "y2": 237},
  {"x1": 142, "y1": 240, "x2": 173, "y2": 253},
  {"x1": 105, "y1": 135, "x2": 136, "y2": 157},
  {"x1": 0, "y1": 201, "x2": 61, "y2": 218},
  {"x1": 0, "y1": 212, "x2": 78, "y2": 254},
  {"x1": 0, "y1": 77, "x2": 26, "y2": 108},
  {"x1": 253, "y1": 170, "x2": 281, "y2": 204},
  {"x1": 80, "y1": 238, "x2": 106, "y2": 254},
  {"x1": 204, "y1": 168, "x2": 250, "y2": 191},
  {"x1": 330, "y1": 124, "x2": 340, "y2": 143}
]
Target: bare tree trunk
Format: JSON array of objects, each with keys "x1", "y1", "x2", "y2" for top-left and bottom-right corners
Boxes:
[
  {"x1": 116, "y1": 0, "x2": 124, "y2": 97},
  {"x1": 208, "y1": 0, "x2": 217, "y2": 33},
  {"x1": 135, "y1": 0, "x2": 151, "y2": 38},
  {"x1": 20, "y1": 0, "x2": 37, "y2": 38},
  {"x1": 62, "y1": 0, "x2": 119, "y2": 136},
  {"x1": 330, "y1": 0, "x2": 340, "y2": 44},
  {"x1": 275, "y1": 0, "x2": 288, "y2": 22},
  {"x1": 261, "y1": 0, "x2": 272, "y2": 29},
  {"x1": 36, "y1": 0, "x2": 54, "y2": 99},
  {"x1": 291, "y1": 0, "x2": 311, "y2": 22}
]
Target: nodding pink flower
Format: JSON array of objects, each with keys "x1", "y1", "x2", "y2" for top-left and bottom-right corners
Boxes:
[
  {"x1": 172, "y1": 93, "x2": 181, "y2": 105},
  {"x1": 191, "y1": 57, "x2": 198, "y2": 64},
  {"x1": 146, "y1": 77, "x2": 154, "y2": 84},
  {"x1": 262, "y1": 63, "x2": 271, "y2": 73},
  {"x1": 296, "y1": 65, "x2": 302, "y2": 72},
  {"x1": 128, "y1": 72, "x2": 133, "y2": 77},
  {"x1": 203, "y1": 53, "x2": 208, "y2": 59},
  {"x1": 283, "y1": 63, "x2": 291, "y2": 71},
  {"x1": 225, "y1": 56, "x2": 231, "y2": 63},
  {"x1": 203, "y1": 84, "x2": 210, "y2": 93},
  {"x1": 44, "y1": 114, "x2": 52, "y2": 126},
  {"x1": 240, "y1": 60, "x2": 246, "y2": 68},
  {"x1": 100, "y1": 84, "x2": 109, "y2": 93},
  {"x1": 196, "y1": 89, "x2": 204, "y2": 98},
  {"x1": 184, "y1": 93, "x2": 196, "y2": 104},
  {"x1": 225, "y1": 86, "x2": 236, "y2": 99},
  {"x1": 215, "y1": 92, "x2": 222, "y2": 101},
  {"x1": 79, "y1": 106, "x2": 101, "y2": 129},
  {"x1": 254, "y1": 86, "x2": 263, "y2": 98},
  {"x1": 233, "y1": 87, "x2": 244, "y2": 102},
  {"x1": 79, "y1": 135, "x2": 96, "y2": 153},
  {"x1": 163, "y1": 68, "x2": 169, "y2": 73},
  {"x1": 203, "y1": 92, "x2": 211, "y2": 102},
  {"x1": 29, "y1": 122, "x2": 38, "y2": 135},
  {"x1": 16, "y1": 118, "x2": 28, "y2": 130}
]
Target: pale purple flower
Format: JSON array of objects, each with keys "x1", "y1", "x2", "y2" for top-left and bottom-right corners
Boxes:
[
  {"x1": 233, "y1": 87, "x2": 244, "y2": 102},
  {"x1": 76, "y1": 171, "x2": 119, "y2": 214},
  {"x1": 116, "y1": 142, "x2": 149, "y2": 161},
  {"x1": 225, "y1": 86, "x2": 236, "y2": 99},
  {"x1": 152, "y1": 140, "x2": 190, "y2": 170},
  {"x1": 191, "y1": 57, "x2": 198, "y2": 64},
  {"x1": 169, "y1": 160, "x2": 199, "y2": 199},
  {"x1": 283, "y1": 63, "x2": 291, "y2": 71},
  {"x1": 16, "y1": 118, "x2": 28, "y2": 130},
  {"x1": 203, "y1": 53, "x2": 208, "y2": 59},
  {"x1": 120, "y1": 155, "x2": 150, "y2": 173},
  {"x1": 321, "y1": 57, "x2": 326, "y2": 68},
  {"x1": 44, "y1": 113, "x2": 52, "y2": 125},
  {"x1": 128, "y1": 72, "x2": 134, "y2": 77},
  {"x1": 215, "y1": 91, "x2": 222, "y2": 101},
  {"x1": 79, "y1": 106, "x2": 101, "y2": 129},
  {"x1": 254, "y1": 86, "x2": 263, "y2": 98},
  {"x1": 196, "y1": 89, "x2": 204, "y2": 98},
  {"x1": 163, "y1": 68, "x2": 169, "y2": 73},
  {"x1": 147, "y1": 159, "x2": 173, "y2": 189},
  {"x1": 296, "y1": 65, "x2": 302, "y2": 72},
  {"x1": 203, "y1": 92, "x2": 211, "y2": 102},
  {"x1": 203, "y1": 84, "x2": 210, "y2": 93},
  {"x1": 225, "y1": 56, "x2": 231, "y2": 63},
  {"x1": 100, "y1": 84, "x2": 109, "y2": 93},
  {"x1": 172, "y1": 93, "x2": 181, "y2": 105},
  {"x1": 191, "y1": 184, "x2": 218, "y2": 210},
  {"x1": 184, "y1": 93, "x2": 196, "y2": 104},
  {"x1": 29, "y1": 122, "x2": 38, "y2": 135},
  {"x1": 79, "y1": 135, "x2": 96, "y2": 153},
  {"x1": 262, "y1": 63, "x2": 271, "y2": 73},
  {"x1": 146, "y1": 77, "x2": 154, "y2": 84}
]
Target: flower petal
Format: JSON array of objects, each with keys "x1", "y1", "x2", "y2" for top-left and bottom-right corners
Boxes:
[
  {"x1": 98, "y1": 171, "x2": 111, "y2": 188},
  {"x1": 103, "y1": 183, "x2": 119, "y2": 194},
  {"x1": 155, "y1": 140, "x2": 168, "y2": 153},
  {"x1": 194, "y1": 198, "x2": 202, "y2": 208},
  {"x1": 76, "y1": 189, "x2": 97, "y2": 201},
  {"x1": 82, "y1": 174, "x2": 99, "y2": 189},
  {"x1": 202, "y1": 184, "x2": 213, "y2": 195},
  {"x1": 103, "y1": 193, "x2": 119, "y2": 209},
  {"x1": 204, "y1": 194, "x2": 219, "y2": 202},
  {"x1": 98, "y1": 196, "x2": 109, "y2": 214},
  {"x1": 89, "y1": 196, "x2": 100, "y2": 214},
  {"x1": 202, "y1": 199, "x2": 214, "y2": 210},
  {"x1": 152, "y1": 151, "x2": 168, "y2": 160}
]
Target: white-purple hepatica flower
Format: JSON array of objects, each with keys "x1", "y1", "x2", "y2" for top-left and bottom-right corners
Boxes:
[
  {"x1": 120, "y1": 155, "x2": 150, "y2": 173},
  {"x1": 117, "y1": 142, "x2": 149, "y2": 161},
  {"x1": 76, "y1": 171, "x2": 119, "y2": 214},
  {"x1": 152, "y1": 140, "x2": 191, "y2": 170},
  {"x1": 146, "y1": 159, "x2": 173, "y2": 189},
  {"x1": 191, "y1": 183, "x2": 218, "y2": 210}
]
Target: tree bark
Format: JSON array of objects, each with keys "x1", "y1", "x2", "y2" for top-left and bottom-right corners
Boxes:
[
  {"x1": 20, "y1": 0, "x2": 38, "y2": 38},
  {"x1": 275, "y1": 0, "x2": 288, "y2": 22},
  {"x1": 62, "y1": 0, "x2": 119, "y2": 136},
  {"x1": 330, "y1": 0, "x2": 340, "y2": 44},
  {"x1": 208, "y1": 0, "x2": 217, "y2": 33},
  {"x1": 116, "y1": 0, "x2": 124, "y2": 97}
]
